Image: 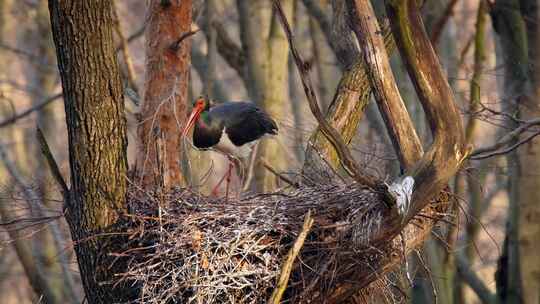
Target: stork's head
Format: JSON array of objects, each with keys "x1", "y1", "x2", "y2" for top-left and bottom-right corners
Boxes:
[{"x1": 182, "y1": 96, "x2": 211, "y2": 137}]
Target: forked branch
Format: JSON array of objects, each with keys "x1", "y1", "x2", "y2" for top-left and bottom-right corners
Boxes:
[
  {"x1": 273, "y1": 0, "x2": 380, "y2": 190},
  {"x1": 347, "y1": 0, "x2": 423, "y2": 170},
  {"x1": 385, "y1": 0, "x2": 467, "y2": 221}
]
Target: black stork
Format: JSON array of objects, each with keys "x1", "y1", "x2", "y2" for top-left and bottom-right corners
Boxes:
[{"x1": 182, "y1": 97, "x2": 278, "y2": 197}]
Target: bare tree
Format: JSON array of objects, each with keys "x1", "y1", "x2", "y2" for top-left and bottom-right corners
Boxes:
[
  {"x1": 47, "y1": 0, "x2": 128, "y2": 302},
  {"x1": 35, "y1": 0, "x2": 540, "y2": 303}
]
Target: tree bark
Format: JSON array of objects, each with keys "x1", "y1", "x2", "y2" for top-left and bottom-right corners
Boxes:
[
  {"x1": 302, "y1": 0, "x2": 396, "y2": 180},
  {"x1": 347, "y1": 0, "x2": 423, "y2": 170},
  {"x1": 135, "y1": 0, "x2": 192, "y2": 189},
  {"x1": 32, "y1": 1, "x2": 78, "y2": 302},
  {"x1": 48, "y1": 1, "x2": 128, "y2": 302}
]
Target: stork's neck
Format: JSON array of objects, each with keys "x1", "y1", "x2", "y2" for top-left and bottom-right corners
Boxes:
[{"x1": 197, "y1": 111, "x2": 211, "y2": 127}]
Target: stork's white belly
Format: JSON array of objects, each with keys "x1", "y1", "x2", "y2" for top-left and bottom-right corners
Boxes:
[{"x1": 214, "y1": 129, "x2": 255, "y2": 158}]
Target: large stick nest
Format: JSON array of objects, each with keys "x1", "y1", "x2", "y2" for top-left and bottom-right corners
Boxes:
[{"x1": 107, "y1": 184, "x2": 447, "y2": 303}]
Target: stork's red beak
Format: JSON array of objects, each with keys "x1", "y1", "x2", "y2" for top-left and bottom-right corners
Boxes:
[{"x1": 182, "y1": 102, "x2": 204, "y2": 137}]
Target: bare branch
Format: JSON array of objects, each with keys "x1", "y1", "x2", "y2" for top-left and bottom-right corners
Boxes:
[
  {"x1": 0, "y1": 93, "x2": 62, "y2": 128},
  {"x1": 471, "y1": 129, "x2": 540, "y2": 160},
  {"x1": 210, "y1": 20, "x2": 246, "y2": 80},
  {"x1": 385, "y1": 0, "x2": 467, "y2": 221},
  {"x1": 347, "y1": 0, "x2": 423, "y2": 170},
  {"x1": 301, "y1": 0, "x2": 335, "y2": 53},
  {"x1": 470, "y1": 118, "x2": 540, "y2": 159},
  {"x1": 113, "y1": 4, "x2": 140, "y2": 96},
  {"x1": 430, "y1": 0, "x2": 460, "y2": 45},
  {"x1": 170, "y1": 29, "x2": 200, "y2": 52},
  {"x1": 261, "y1": 158, "x2": 299, "y2": 188},
  {"x1": 456, "y1": 253, "x2": 497, "y2": 304},
  {"x1": 36, "y1": 127, "x2": 69, "y2": 197},
  {"x1": 273, "y1": 0, "x2": 380, "y2": 189},
  {"x1": 0, "y1": 43, "x2": 56, "y2": 69}
]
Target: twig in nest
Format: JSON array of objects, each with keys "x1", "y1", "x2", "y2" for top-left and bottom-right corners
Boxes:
[
  {"x1": 261, "y1": 157, "x2": 299, "y2": 188},
  {"x1": 268, "y1": 210, "x2": 314, "y2": 304},
  {"x1": 272, "y1": 0, "x2": 379, "y2": 190}
]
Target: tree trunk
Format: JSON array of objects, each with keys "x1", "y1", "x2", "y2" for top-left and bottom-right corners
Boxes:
[
  {"x1": 135, "y1": 0, "x2": 192, "y2": 190},
  {"x1": 32, "y1": 1, "x2": 77, "y2": 302},
  {"x1": 47, "y1": 1, "x2": 128, "y2": 302},
  {"x1": 302, "y1": 0, "x2": 397, "y2": 181},
  {"x1": 255, "y1": 0, "x2": 293, "y2": 192},
  {"x1": 238, "y1": 0, "x2": 292, "y2": 192},
  {"x1": 519, "y1": 0, "x2": 540, "y2": 302},
  {"x1": 491, "y1": 1, "x2": 529, "y2": 303}
]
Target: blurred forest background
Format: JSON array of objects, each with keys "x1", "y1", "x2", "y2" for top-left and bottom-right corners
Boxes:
[{"x1": 0, "y1": 0, "x2": 538, "y2": 303}]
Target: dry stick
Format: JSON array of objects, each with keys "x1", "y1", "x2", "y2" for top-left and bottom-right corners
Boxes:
[
  {"x1": 272, "y1": 0, "x2": 379, "y2": 190},
  {"x1": 242, "y1": 142, "x2": 259, "y2": 192},
  {"x1": 268, "y1": 210, "x2": 314, "y2": 304},
  {"x1": 36, "y1": 127, "x2": 69, "y2": 197},
  {"x1": 170, "y1": 29, "x2": 200, "y2": 52},
  {"x1": 260, "y1": 158, "x2": 299, "y2": 188},
  {"x1": 471, "y1": 130, "x2": 540, "y2": 160},
  {"x1": 469, "y1": 117, "x2": 540, "y2": 158},
  {"x1": 0, "y1": 93, "x2": 62, "y2": 128}
]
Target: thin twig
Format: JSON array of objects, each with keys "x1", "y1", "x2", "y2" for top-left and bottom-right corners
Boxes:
[
  {"x1": 261, "y1": 158, "x2": 299, "y2": 188},
  {"x1": 170, "y1": 29, "x2": 200, "y2": 52},
  {"x1": 268, "y1": 210, "x2": 314, "y2": 304},
  {"x1": 272, "y1": 0, "x2": 379, "y2": 189},
  {"x1": 470, "y1": 130, "x2": 540, "y2": 160},
  {"x1": 113, "y1": 3, "x2": 140, "y2": 96},
  {"x1": 0, "y1": 93, "x2": 62, "y2": 128},
  {"x1": 469, "y1": 118, "x2": 540, "y2": 158},
  {"x1": 242, "y1": 142, "x2": 259, "y2": 192},
  {"x1": 36, "y1": 127, "x2": 69, "y2": 197}
]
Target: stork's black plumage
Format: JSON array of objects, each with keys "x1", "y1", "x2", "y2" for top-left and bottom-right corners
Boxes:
[
  {"x1": 182, "y1": 97, "x2": 278, "y2": 197},
  {"x1": 183, "y1": 97, "x2": 278, "y2": 158}
]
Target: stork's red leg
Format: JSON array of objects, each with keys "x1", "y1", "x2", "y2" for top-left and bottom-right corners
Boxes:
[
  {"x1": 211, "y1": 160, "x2": 234, "y2": 199},
  {"x1": 211, "y1": 169, "x2": 228, "y2": 197}
]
